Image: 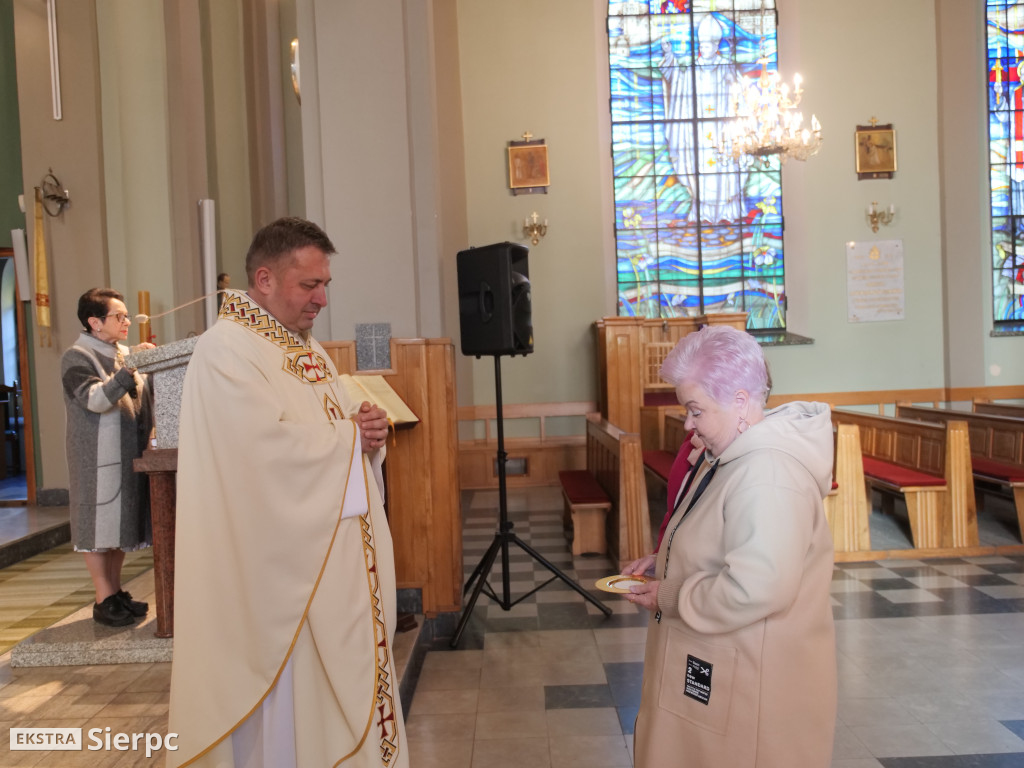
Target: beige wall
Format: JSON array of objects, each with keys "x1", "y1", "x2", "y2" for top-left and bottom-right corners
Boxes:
[
  {"x1": 456, "y1": 0, "x2": 611, "y2": 406},
  {"x1": 303, "y1": 0, "x2": 420, "y2": 342},
  {"x1": 452, "y1": 0, "x2": 1022, "y2": 405},
  {"x1": 14, "y1": 0, "x2": 108, "y2": 491},
  {"x1": 10, "y1": 0, "x2": 1023, "y2": 497},
  {"x1": 200, "y1": 0, "x2": 251, "y2": 286},
  {"x1": 96, "y1": 0, "x2": 176, "y2": 342}
]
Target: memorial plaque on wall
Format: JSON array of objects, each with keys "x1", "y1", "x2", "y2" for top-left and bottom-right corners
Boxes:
[{"x1": 845, "y1": 239, "x2": 904, "y2": 323}]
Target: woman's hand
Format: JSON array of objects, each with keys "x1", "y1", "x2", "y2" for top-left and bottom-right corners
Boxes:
[
  {"x1": 626, "y1": 579, "x2": 660, "y2": 612},
  {"x1": 621, "y1": 553, "x2": 656, "y2": 577}
]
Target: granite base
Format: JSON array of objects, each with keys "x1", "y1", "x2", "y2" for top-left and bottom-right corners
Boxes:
[{"x1": 9, "y1": 570, "x2": 172, "y2": 668}]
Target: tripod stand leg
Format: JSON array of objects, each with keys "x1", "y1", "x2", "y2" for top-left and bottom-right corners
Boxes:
[
  {"x1": 449, "y1": 533, "x2": 503, "y2": 648},
  {"x1": 509, "y1": 533, "x2": 612, "y2": 616},
  {"x1": 461, "y1": 534, "x2": 498, "y2": 597}
]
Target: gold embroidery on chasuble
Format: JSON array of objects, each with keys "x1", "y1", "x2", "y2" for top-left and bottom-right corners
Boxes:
[
  {"x1": 220, "y1": 292, "x2": 396, "y2": 761},
  {"x1": 220, "y1": 292, "x2": 341, "y2": 421},
  {"x1": 323, "y1": 392, "x2": 344, "y2": 421},
  {"x1": 361, "y1": 515, "x2": 399, "y2": 765},
  {"x1": 220, "y1": 292, "x2": 308, "y2": 354}
]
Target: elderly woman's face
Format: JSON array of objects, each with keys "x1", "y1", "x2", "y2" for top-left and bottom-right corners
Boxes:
[{"x1": 678, "y1": 380, "x2": 740, "y2": 458}]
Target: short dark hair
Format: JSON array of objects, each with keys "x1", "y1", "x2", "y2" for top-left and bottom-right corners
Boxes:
[
  {"x1": 245, "y1": 217, "x2": 336, "y2": 286},
  {"x1": 77, "y1": 288, "x2": 124, "y2": 331}
]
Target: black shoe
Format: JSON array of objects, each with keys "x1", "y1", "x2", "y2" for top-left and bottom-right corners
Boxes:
[
  {"x1": 93, "y1": 594, "x2": 134, "y2": 627},
  {"x1": 117, "y1": 590, "x2": 148, "y2": 617}
]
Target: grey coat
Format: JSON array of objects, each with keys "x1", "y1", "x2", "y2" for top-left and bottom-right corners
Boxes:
[{"x1": 61, "y1": 332, "x2": 153, "y2": 551}]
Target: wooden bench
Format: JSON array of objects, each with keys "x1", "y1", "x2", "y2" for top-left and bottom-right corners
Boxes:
[
  {"x1": 558, "y1": 469, "x2": 612, "y2": 556},
  {"x1": 831, "y1": 409, "x2": 977, "y2": 549},
  {"x1": 896, "y1": 404, "x2": 1024, "y2": 540},
  {"x1": 825, "y1": 423, "x2": 871, "y2": 553},
  {"x1": 973, "y1": 400, "x2": 1024, "y2": 420},
  {"x1": 642, "y1": 411, "x2": 690, "y2": 486},
  {"x1": 562, "y1": 414, "x2": 651, "y2": 566}
]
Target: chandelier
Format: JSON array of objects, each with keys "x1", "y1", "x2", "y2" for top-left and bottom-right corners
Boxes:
[{"x1": 715, "y1": 5, "x2": 822, "y2": 168}]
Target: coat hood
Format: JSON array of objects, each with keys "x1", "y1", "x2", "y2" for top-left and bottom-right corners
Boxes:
[{"x1": 716, "y1": 401, "x2": 833, "y2": 498}]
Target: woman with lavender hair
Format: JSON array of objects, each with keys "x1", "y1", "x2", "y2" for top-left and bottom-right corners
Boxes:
[{"x1": 625, "y1": 325, "x2": 836, "y2": 767}]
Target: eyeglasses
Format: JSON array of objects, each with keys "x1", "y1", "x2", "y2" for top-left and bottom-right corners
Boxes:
[{"x1": 102, "y1": 313, "x2": 131, "y2": 324}]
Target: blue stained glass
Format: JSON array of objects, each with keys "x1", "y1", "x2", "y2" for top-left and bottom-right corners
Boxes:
[
  {"x1": 609, "y1": 1, "x2": 785, "y2": 327},
  {"x1": 990, "y1": 134, "x2": 1009, "y2": 166},
  {"x1": 617, "y1": 281, "x2": 664, "y2": 318},
  {"x1": 743, "y1": 173, "x2": 783, "y2": 222},
  {"x1": 613, "y1": 123, "x2": 658, "y2": 173},
  {"x1": 987, "y1": 0, "x2": 1024, "y2": 323}
]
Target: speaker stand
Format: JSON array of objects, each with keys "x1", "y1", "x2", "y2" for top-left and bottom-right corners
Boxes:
[{"x1": 449, "y1": 356, "x2": 611, "y2": 649}]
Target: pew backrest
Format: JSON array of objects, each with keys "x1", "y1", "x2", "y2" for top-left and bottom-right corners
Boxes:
[
  {"x1": 973, "y1": 400, "x2": 1024, "y2": 420},
  {"x1": 831, "y1": 409, "x2": 947, "y2": 477},
  {"x1": 896, "y1": 405, "x2": 1024, "y2": 468},
  {"x1": 586, "y1": 414, "x2": 652, "y2": 567}
]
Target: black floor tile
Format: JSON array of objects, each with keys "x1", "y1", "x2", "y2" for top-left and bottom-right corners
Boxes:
[
  {"x1": 616, "y1": 705, "x2": 638, "y2": 735},
  {"x1": 870, "y1": 577, "x2": 920, "y2": 590},
  {"x1": 604, "y1": 661, "x2": 644, "y2": 709},
  {"x1": 537, "y1": 602, "x2": 591, "y2": 630},
  {"x1": 879, "y1": 755, "x2": 1024, "y2": 767},
  {"x1": 1001, "y1": 720, "x2": 1024, "y2": 740},
  {"x1": 544, "y1": 683, "x2": 614, "y2": 709},
  {"x1": 955, "y1": 574, "x2": 1023, "y2": 587}
]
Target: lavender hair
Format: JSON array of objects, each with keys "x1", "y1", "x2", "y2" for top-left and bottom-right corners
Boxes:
[{"x1": 659, "y1": 325, "x2": 769, "y2": 407}]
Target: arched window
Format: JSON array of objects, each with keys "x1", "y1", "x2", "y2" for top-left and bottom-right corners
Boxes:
[
  {"x1": 987, "y1": 2, "x2": 1024, "y2": 325},
  {"x1": 607, "y1": 0, "x2": 785, "y2": 330}
]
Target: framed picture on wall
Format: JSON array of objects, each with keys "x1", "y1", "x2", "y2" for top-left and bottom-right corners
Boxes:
[
  {"x1": 855, "y1": 124, "x2": 897, "y2": 180},
  {"x1": 508, "y1": 139, "x2": 550, "y2": 195}
]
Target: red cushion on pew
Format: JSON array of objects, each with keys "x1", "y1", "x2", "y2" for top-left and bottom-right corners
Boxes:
[
  {"x1": 642, "y1": 450, "x2": 675, "y2": 482},
  {"x1": 861, "y1": 456, "x2": 946, "y2": 488},
  {"x1": 643, "y1": 391, "x2": 679, "y2": 407},
  {"x1": 971, "y1": 457, "x2": 1024, "y2": 483},
  {"x1": 831, "y1": 480, "x2": 839, "y2": 491},
  {"x1": 558, "y1": 470, "x2": 610, "y2": 505}
]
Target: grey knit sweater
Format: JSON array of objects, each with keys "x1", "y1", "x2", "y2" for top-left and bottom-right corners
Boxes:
[{"x1": 61, "y1": 332, "x2": 154, "y2": 551}]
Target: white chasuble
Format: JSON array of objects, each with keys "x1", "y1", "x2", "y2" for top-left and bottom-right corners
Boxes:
[{"x1": 168, "y1": 290, "x2": 407, "y2": 768}]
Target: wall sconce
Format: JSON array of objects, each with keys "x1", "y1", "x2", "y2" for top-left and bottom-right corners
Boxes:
[
  {"x1": 866, "y1": 201, "x2": 894, "y2": 233},
  {"x1": 523, "y1": 211, "x2": 547, "y2": 245}
]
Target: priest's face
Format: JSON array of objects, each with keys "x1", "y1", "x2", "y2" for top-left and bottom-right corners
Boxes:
[{"x1": 260, "y1": 245, "x2": 332, "y2": 333}]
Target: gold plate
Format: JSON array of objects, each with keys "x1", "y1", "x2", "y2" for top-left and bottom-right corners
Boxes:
[{"x1": 595, "y1": 574, "x2": 651, "y2": 594}]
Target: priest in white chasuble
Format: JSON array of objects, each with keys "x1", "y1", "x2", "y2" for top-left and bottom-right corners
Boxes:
[{"x1": 168, "y1": 218, "x2": 408, "y2": 768}]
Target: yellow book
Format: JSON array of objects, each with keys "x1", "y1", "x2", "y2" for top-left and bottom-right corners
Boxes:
[{"x1": 337, "y1": 374, "x2": 419, "y2": 426}]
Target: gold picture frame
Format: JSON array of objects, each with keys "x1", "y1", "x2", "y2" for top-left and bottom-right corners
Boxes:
[
  {"x1": 508, "y1": 140, "x2": 550, "y2": 195},
  {"x1": 855, "y1": 124, "x2": 897, "y2": 180}
]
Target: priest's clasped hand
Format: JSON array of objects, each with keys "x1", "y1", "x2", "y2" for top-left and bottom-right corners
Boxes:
[{"x1": 355, "y1": 401, "x2": 389, "y2": 453}]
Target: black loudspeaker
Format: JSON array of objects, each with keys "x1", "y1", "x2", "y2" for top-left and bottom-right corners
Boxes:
[{"x1": 456, "y1": 242, "x2": 533, "y2": 357}]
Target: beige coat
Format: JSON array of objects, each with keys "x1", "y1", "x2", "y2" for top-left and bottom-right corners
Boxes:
[{"x1": 634, "y1": 401, "x2": 837, "y2": 768}]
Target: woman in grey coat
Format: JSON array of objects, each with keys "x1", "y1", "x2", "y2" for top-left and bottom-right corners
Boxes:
[{"x1": 61, "y1": 288, "x2": 155, "y2": 626}]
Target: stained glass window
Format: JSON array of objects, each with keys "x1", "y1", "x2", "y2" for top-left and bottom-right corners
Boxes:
[
  {"x1": 607, "y1": 0, "x2": 786, "y2": 329},
  {"x1": 987, "y1": 2, "x2": 1024, "y2": 324}
]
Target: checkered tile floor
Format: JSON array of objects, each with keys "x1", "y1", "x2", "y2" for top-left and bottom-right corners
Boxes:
[{"x1": 406, "y1": 487, "x2": 1024, "y2": 768}]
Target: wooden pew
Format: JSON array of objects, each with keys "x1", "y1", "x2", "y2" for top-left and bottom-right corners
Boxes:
[
  {"x1": 558, "y1": 469, "x2": 612, "y2": 556},
  {"x1": 825, "y1": 423, "x2": 871, "y2": 553},
  {"x1": 575, "y1": 414, "x2": 651, "y2": 567},
  {"x1": 642, "y1": 411, "x2": 690, "y2": 488},
  {"x1": 896, "y1": 404, "x2": 1024, "y2": 540},
  {"x1": 831, "y1": 409, "x2": 977, "y2": 549},
  {"x1": 973, "y1": 400, "x2": 1024, "y2": 420}
]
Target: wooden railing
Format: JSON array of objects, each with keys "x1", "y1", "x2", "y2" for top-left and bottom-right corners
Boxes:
[
  {"x1": 457, "y1": 401, "x2": 594, "y2": 489},
  {"x1": 585, "y1": 414, "x2": 651, "y2": 568}
]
